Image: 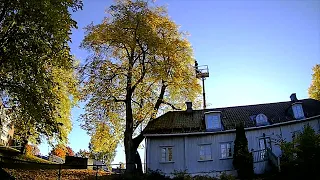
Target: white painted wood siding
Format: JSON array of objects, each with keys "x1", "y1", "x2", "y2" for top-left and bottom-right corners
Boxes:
[{"x1": 146, "y1": 118, "x2": 320, "y2": 176}]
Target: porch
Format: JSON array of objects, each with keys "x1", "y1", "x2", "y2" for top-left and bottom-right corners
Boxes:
[{"x1": 252, "y1": 148, "x2": 281, "y2": 174}]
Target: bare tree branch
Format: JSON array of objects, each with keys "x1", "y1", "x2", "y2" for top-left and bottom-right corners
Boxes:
[
  {"x1": 150, "y1": 80, "x2": 167, "y2": 119},
  {"x1": 162, "y1": 101, "x2": 181, "y2": 110},
  {"x1": 131, "y1": 99, "x2": 142, "y2": 108},
  {"x1": 112, "y1": 96, "x2": 126, "y2": 103}
]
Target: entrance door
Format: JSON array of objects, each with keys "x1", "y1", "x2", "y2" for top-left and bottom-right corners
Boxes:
[{"x1": 259, "y1": 137, "x2": 271, "y2": 150}]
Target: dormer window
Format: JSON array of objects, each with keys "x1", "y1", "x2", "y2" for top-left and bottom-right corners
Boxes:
[
  {"x1": 205, "y1": 112, "x2": 222, "y2": 130},
  {"x1": 292, "y1": 103, "x2": 304, "y2": 119},
  {"x1": 255, "y1": 114, "x2": 269, "y2": 126}
]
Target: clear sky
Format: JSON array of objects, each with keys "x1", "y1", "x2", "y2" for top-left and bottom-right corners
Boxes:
[{"x1": 39, "y1": 0, "x2": 320, "y2": 165}]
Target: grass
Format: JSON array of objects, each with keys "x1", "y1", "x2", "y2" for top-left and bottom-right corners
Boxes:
[{"x1": 14, "y1": 154, "x2": 56, "y2": 164}]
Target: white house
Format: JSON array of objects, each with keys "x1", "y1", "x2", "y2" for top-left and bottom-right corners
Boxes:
[
  {"x1": 143, "y1": 93, "x2": 320, "y2": 177},
  {"x1": 0, "y1": 103, "x2": 14, "y2": 146}
]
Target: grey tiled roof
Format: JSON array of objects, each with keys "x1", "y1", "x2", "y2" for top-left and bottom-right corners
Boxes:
[{"x1": 144, "y1": 98, "x2": 320, "y2": 134}]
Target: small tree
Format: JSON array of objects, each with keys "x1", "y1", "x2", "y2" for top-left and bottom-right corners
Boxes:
[
  {"x1": 233, "y1": 123, "x2": 254, "y2": 179},
  {"x1": 66, "y1": 146, "x2": 75, "y2": 156},
  {"x1": 51, "y1": 144, "x2": 67, "y2": 159},
  {"x1": 25, "y1": 144, "x2": 40, "y2": 156},
  {"x1": 75, "y1": 149, "x2": 91, "y2": 158}
]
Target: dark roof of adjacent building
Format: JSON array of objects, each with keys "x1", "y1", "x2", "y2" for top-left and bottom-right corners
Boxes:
[{"x1": 144, "y1": 98, "x2": 320, "y2": 134}]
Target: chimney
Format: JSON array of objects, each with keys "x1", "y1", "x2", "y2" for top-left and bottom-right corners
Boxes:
[
  {"x1": 290, "y1": 93, "x2": 298, "y2": 102},
  {"x1": 186, "y1": 102, "x2": 192, "y2": 113}
]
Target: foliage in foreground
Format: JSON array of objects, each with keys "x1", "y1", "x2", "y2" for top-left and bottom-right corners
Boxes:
[
  {"x1": 233, "y1": 124, "x2": 254, "y2": 180},
  {"x1": 278, "y1": 124, "x2": 320, "y2": 179},
  {"x1": 80, "y1": 0, "x2": 201, "y2": 173}
]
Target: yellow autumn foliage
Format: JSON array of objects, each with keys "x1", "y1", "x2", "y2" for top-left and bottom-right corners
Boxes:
[
  {"x1": 80, "y1": 0, "x2": 202, "y2": 169},
  {"x1": 309, "y1": 64, "x2": 320, "y2": 101}
]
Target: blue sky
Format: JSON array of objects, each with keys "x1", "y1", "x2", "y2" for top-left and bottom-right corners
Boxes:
[{"x1": 39, "y1": 0, "x2": 320, "y2": 164}]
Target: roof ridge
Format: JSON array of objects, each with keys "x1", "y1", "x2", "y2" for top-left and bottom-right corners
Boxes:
[
  {"x1": 207, "y1": 98, "x2": 315, "y2": 110},
  {"x1": 167, "y1": 98, "x2": 314, "y2": 112}
]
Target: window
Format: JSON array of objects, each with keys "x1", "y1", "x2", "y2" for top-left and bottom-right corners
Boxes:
[
  {"x1": 161, "y1": 147, "x2": 173, "y2": 162},
  {"x1": 199, "y1": 144, "x2": 212, "y2": 161},
  {"x1": 291, "y1": 130, "x2": 300, "y2": 158},
  {"x1": 205, "y1": 113, "x2": 222, "y2": 130},
  {"x1": 220, "y1": 142, "x2": 232, "y2": 159},
  {"x1": 255, "y1": 114, "x2": 269, "y2": 126},
  {"x1": 259, "y1": 137, "x2": 271, "y2": 150},
  {"x1": 292, "y1": 104, "x2": 304, "y2": 119},
  {"x1": 259, "y1": 137, "x2": 272, "y2": 160}
]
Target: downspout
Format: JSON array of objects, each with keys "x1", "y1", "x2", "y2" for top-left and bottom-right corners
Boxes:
[
  {"x1": 184, "y1": 136, "x2": 187, "y2": 171},
  {"x1": 145, "y1": 138, "x2": 148, "y2": 173}
]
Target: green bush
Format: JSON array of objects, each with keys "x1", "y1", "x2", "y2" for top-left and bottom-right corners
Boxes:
[
  {"x1": 109, "y1": 170, "x2": 170, "y2": 180},
  {"x1": 278, "y1": 124, "x2": 320, "y2": 179},
  {"x1": 144, "y1": 170, "x2": 170, "y2": 180},
  {"x1": 219, "y1": 172, "x2": 235, "y2": 180},
  {"x1": 171, "y1": 170, "x2": 192, "y2": 180},
  {"x1": 193, "y1": 175, "x2": 217, "y2": 180}
]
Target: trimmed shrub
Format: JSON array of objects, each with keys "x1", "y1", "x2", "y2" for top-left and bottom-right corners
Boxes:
[{"x1": 233, "y1": 123, "x2": 254, "y2": 179}]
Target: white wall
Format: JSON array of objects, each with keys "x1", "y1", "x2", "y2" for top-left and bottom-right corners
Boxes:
[{"x1": 146, "y1": 118, "x2": 320, "y2": 176}]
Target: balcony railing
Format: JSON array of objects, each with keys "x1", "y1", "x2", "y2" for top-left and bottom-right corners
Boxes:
[
  {"x1": 195, "y1": 65, "x2": 209, "y2": 78},
  {"x1": 267, "y1": 148, "x2": 281, "y2": 172},
  {"x1": 252, "y1": 149, "x2": 268, "y2": 163},
  {"x1": 252, "y1": 148, "x2": 281, "y2": 172}
]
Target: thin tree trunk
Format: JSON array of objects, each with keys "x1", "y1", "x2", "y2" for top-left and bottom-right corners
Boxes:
[{"x1": 20, "y1": 138, "x2": 28, "y2": 154}]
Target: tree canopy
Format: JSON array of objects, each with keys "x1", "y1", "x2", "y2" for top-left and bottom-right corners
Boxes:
[
  {"x1": 309, "y1": 64, "x2": 320, "y2": 101},
  {"x1": 89, "y1": 123, "x2": 118, "y2": 165},
  {"x1": 50, "y1": 144, "x2": 74, "y2": 159},
  {"x1": 0, "y1": 0, "x2": 82, "y2": 149},
  {"x1": 80, "y1": 0, "x2": 201, "y2": 173}
]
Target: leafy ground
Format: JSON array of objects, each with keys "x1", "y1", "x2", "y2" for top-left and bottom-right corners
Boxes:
[{"x1": 4, "y1": 169, "x2": 111, "y2": 180}]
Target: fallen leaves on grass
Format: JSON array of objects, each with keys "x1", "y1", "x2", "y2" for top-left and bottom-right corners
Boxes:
[{"x1": 4, "y1": 169, "x2": 111, "y2": 180}]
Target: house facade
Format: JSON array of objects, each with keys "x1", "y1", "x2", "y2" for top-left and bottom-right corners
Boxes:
[
  {"x1": 143, "y1": 94, "x2": 320, "y2": 177},
  {"x1": 0, "y1": 103, "x2": 14, "y2": 146}
]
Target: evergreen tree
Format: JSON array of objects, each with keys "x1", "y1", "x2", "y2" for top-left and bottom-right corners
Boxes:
[{"x1": 233, "y1": 123, "x2": 254, "y2": 179}]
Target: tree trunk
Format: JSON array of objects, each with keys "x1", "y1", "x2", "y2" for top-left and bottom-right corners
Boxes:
[
  {"x1": 125, "y1": 66, "x2": 136, "y2": 173},
  {"x1": 135, "y1": 150, "x2": 143, "y2": 175},
  {"x1": 20, "y1": 138, "x2": 28, "y2": 154},
  {"x1": 124, "y1": 130, "x2": 136, "y2": 173}
]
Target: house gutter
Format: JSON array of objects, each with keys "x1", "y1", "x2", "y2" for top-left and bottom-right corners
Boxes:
[{"x1": 144, "y1": 115, "x2": 320, "y2": 137}]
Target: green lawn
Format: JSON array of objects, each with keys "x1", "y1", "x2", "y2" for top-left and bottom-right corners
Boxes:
[{"x1": 14, "y1": 154, "x2": 56, "y2": 164}]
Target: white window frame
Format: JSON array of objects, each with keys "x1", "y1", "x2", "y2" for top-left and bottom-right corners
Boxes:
[
  {"x1": 160, "y1": 146, "x2": 173, "y2": 163},
  {"x1": 199, "y1": 144, "x2": 212, "y2": 161},
  {"x1": 220, "y1": 142, "x2": 233, "y2": 159},
  {"x1": 259, "y1": 137, "x2": 272, "y2": 160},
  {"x1": 292, "y1": 104, "x2": 304, "y2": 119},
  {"x1": 205, "y1": 112, "x2": 222, "y2": 130},
  {"x1": 255, "y1": 114, "x2": 269, "y2": 126}
]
